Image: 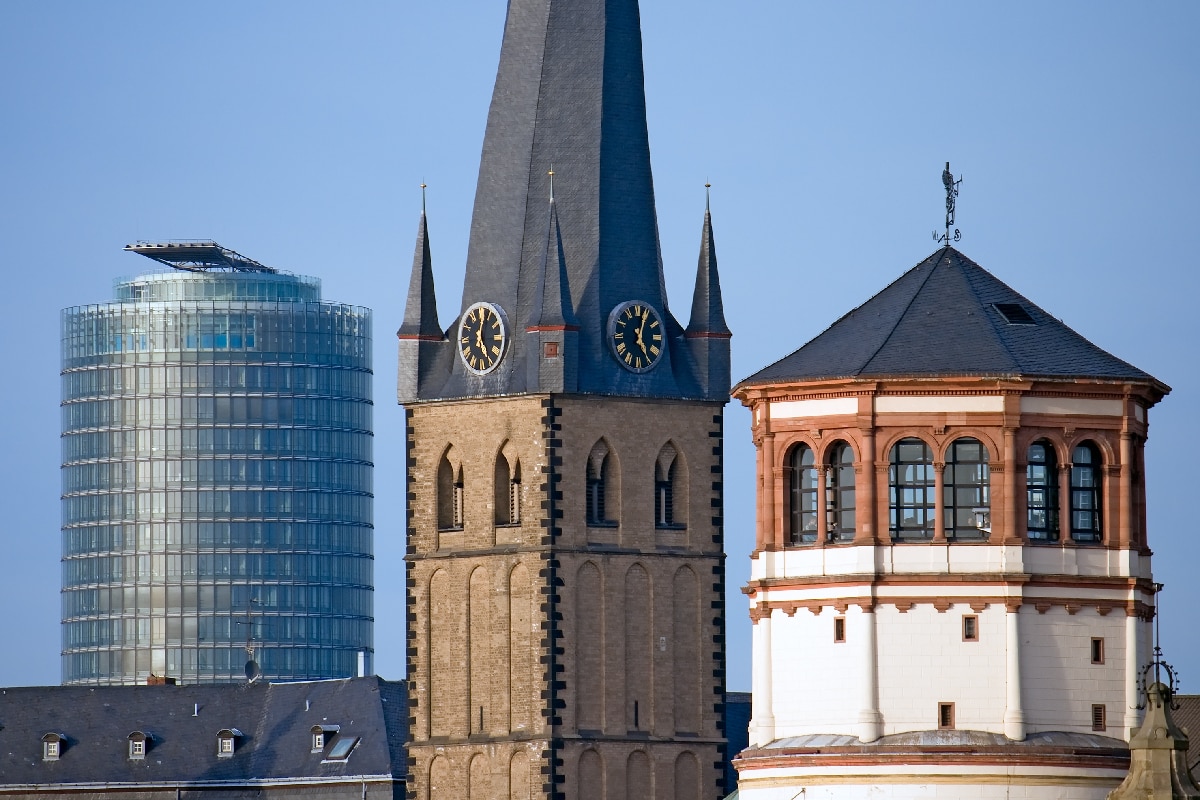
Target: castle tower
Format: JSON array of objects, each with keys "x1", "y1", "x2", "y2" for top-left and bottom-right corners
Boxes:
[
  {"x1": 396, "y1": 2, "x2": 731, "y2": 798},
  {"x1": 732, "y1": 245, "x2": 1169, "y2": 799}
]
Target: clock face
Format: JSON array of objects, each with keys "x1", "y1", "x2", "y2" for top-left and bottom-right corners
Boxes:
[
  {"x1": 458, "y1": 302, "x2": 508, "y2": 374},
  {"x1": 608, "y1": 300, "x2": 664, "y2": 373}
]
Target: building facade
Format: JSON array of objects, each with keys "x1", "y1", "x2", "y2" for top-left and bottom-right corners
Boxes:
[
  {"x1": 732, "y1": 246, "x2": 1169, "y2": 799},
  {"x1": 61, "y1": 245, "x2": 374, "y2": 685},
  {"x1": 396, "y1": 1, "x2": 731, "y2": 797}
]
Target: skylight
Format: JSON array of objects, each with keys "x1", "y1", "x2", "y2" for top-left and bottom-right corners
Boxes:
[
  {"x1": 325, "y1": 736, "x2": 360, "y2": 760},
  {"x1": 993, "y1": 303, "x2": 1037, "y2": 325}
]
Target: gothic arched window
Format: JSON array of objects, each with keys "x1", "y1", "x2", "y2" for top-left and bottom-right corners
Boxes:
[
  {"x1": 826, "y1": 441, "x2": 856, "y2": 542},
  {"x1": 494, "y1": 452, "x2": 521, "y2": 526},
  {"x1": 587, "y1": 440, "x2": 617, "y2": 527},
  {"x1": 889, "y1": 438, "x2": 934, "y2": 540},
  {"x1": 786, "y1": 443, "x2": 817, "y2": 544},
  {"x1": 655, "y1": 443, "x2": 686, "y2": 529},
  {"x1": 943, "y1": 437, "x2": 990, "y2": 540},
  {"x1": 437, "y1": 452, "x2": 464, "y2": 531},
  {"x1": 1071, "y1": 442, "x2": 1103, "y2": 542},
  {"x1": 1027, "y1": 440, "x2": 1059, "y2": 541}
]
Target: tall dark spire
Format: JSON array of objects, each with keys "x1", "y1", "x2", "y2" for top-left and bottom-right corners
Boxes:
[
  {"x1": 529, "y1": 187, "x2": 579, "y2": 332},
  {"x1": 526, "y1": 184, "x2": 581, "y2": 392},
  {"x1": 401, "y1": 0, "x2": 731, "y2": 402}
]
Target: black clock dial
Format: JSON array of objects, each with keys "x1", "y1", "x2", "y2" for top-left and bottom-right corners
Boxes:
[
  {"x1": 608, "y1": 300, "x2": 663, "y2": 373},
  {"x1": 458, "y1": 302, "x2": 508, "y2": 374}
]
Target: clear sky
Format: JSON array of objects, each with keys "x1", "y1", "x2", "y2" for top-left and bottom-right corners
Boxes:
[{"x1": 2, "y1": 2, "x2": 1197, "y2": 692}]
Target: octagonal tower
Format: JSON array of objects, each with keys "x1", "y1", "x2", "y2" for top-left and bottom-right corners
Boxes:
[{"x1": 732, "y1": 245, "x2": 1169, "y2": 799}]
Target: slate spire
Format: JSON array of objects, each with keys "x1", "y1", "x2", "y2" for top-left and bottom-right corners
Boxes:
[
  {"x1": 397, "y1": 197, "x2": 447, "y2": 405},
  {"x1": 526, "y1": 179, "x2": 580, "y2": 392},
  {"x1": 685, "y1": 187, "x2": 732, "y2": 400},
  {"x1": 686, "y1": 186, "x2": 731, "y2": 338},
  {"x1": 397, "y1": 200, "x2": 442, "y2": 341}
]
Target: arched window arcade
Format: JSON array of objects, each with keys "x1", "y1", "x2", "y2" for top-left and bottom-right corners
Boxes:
[
  {"x1": 943, "y1": 437, "x2": 990, "y2": 541},
  {"x1": 889, "y1": 438, "x2": 935, "y2": 540}
]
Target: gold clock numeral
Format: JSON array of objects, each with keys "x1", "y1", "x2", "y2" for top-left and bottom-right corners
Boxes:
[
  {"x1": 624, "y1": 352, "x2": 633, "y2": 364},
  {"x1": 491, "y1": 345, "x2": 500, "y2": 356},
  {"x1": 649, "y1": 345, "x2": 659, "y2": 356},
  {"x1": 616, "y1": 342, "x2": 626, "y2": 354}
]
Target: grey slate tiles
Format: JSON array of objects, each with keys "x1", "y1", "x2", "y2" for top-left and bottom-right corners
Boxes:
[{"x1": 740, "y1": 246, "x2": 1161, "y2": 388}]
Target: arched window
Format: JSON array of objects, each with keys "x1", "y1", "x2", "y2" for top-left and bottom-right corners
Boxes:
[
  {"x1": 437, "y1": 452, "x2": 463, "y2": 531},
  {"x1": 890, "y1": 438, "x2": 934, "y2": 540},
  {"x1": 1027, "y1": 440, "x2": 1059, "y2": 541},
  {"x1": 944, "y1": 438, "x2": 990, "y2": 540},
  {"x1": 587, "y1": 441, "x2": 616, "y2": 526},
  {"x1": 654, "y1": 444, "x2": 686, "y2": 529},
  {"x1": 826, "y1": 441, "x2": 856, "y2": 542},
  {"x1": 494, "y1": 453, "x2": 520, "y2": 526},
  {"x1": 787, "y1": 444, "x2": 818, "y2": 544},
  {"x1": 1071, "y1": 442, "x2": 1102, "y2": 542}
]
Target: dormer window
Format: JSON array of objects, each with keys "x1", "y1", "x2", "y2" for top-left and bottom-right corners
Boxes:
[
  {"x1": 42, "y1": 733, "x2": 65, "y2": 761},
  {"x1": 216, "y1": 728, "x2": 242, "y2": 758},
  {"x1": 128, "y1": 731, "x2": 149, "y2": 760},
  {"x1": 325, "y1": 736, "x2": 360, "y2": 761},
  {"x1": 310, "y1": 724, "x2": 340, "y2": 753}
]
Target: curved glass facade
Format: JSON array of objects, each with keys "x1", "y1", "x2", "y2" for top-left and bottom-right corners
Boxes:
[{"x1": 61, "y1": 270, "x2": 373, "y2": 685}]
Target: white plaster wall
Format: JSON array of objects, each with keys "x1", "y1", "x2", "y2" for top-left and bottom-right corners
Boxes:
[
  {"x1": 1021, "y1": 607, "x2": 1127, "y2": 735},
  {"x1": 768, "y1": 606, "x2": 868, "y2": 736},
  {"x1": 875, "y1": 605, "x2": 1008, "y2": 735}
]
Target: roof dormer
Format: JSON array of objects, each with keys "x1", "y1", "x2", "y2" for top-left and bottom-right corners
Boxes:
[
  {"x1": 216, "y1": 728, "x2": 242, "y2": 758},
  {"x1": 310, "y1": 724, "x2": 339, "y2": 753},
  {"x1": 127, "y1": 731, "x2": 150, "y2": 760},
  {"x1": 41, "y1": 732, "x2": 65, "y2": 761}
]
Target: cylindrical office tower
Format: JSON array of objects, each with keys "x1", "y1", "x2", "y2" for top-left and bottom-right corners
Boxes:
[{"x1": 61, "y1": 244, "x2": 373, "y2": 685}]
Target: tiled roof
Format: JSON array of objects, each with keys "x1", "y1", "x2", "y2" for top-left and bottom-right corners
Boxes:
[
  {"x1": 739, "y1": 247, "x2": 1162, "y2": 388},
  {"x1": 0, "y1": 677, "x2": 406, "y2": 788},
  {"x1": 1174, "y1": 695, "x2": 1200, "y2": 774}
]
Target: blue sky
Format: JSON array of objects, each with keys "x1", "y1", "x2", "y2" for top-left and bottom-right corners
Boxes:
[{"x1": 1, "y1": 2, "x2": 1197, "y2": 692}]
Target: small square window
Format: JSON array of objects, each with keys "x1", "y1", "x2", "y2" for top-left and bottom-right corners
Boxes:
[
  {"x1": 312, "y1": 732, "x2": 325, "y2": 752},
  {"x1": 833, "y1": 617, "x2": 846, "y2": 643},
  {"x1": 129, "y1": 739, "x2": 145, "y2": 759},
  {"x1": 1091, "y1": 637, "x2": 1105, "y2": 665},
  {"x1": 219, "y1": 737, "x2": 234, "y2": 754},
  {"x1": 1092, "y1": 704, "x2": 1106, "y2": 731},
  {"x1": 543, "y1": 341, "x2": 559, "y2": 358},
  {"x1": 962, "y1": 615, "x2": 978, "y2": 642},
  {"x1": 43, "y1": 740, "x2": 60, "y2": 760},
  {"x1": 938, "y1": 702, "x2": 955, "y2": 730}
]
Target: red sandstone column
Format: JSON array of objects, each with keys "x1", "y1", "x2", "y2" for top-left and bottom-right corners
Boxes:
[{"x1": 1003, "y1": 427, "x2": 1021, "y2": 545}]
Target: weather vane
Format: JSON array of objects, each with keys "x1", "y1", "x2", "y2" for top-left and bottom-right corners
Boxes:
[{"x1": 933, "y1": 161, "x2": 963, "y2": 246}]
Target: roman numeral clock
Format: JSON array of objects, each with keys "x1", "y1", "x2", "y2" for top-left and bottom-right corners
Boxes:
[{"x1": 608, "y1": 300, "x2": 663, "y2": 372}]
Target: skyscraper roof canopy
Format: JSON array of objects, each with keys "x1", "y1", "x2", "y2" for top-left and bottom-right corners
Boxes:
[{"x1": 124, "y1": 241, "x2": 276, "y2": 273}]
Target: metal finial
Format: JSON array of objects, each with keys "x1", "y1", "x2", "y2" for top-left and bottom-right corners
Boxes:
[
  {"x1": 932, "y1": 161, "x2": 963, "y2": 246},
  {"x1": 420, "y1": 182, "x2": 427, "y2": 215},
  {"x1": 705, "y1": 180, "x2": 712, "y2": 213},
  {"x1": 548, "y1": 166, "x2": 555, "y2": 202},
  {"x1": 1137, "y1": 581, "x2": 1181, "y2": 709}
]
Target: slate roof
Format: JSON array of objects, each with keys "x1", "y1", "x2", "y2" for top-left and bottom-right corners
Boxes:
[
  {"x1": 1173, "y1": 694, "x2": 1200, "y2": 774},
  {"x1": 739, "y1": 246, "x2": 1163, "y2": 389},
  {"x1": 0, "y1": 677, "x2": 406, "y2": 789}
]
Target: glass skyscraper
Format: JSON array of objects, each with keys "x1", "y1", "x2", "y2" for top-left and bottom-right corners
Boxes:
[{"x1": 60, "y1": 244, "x2": 373, "y2": 685}]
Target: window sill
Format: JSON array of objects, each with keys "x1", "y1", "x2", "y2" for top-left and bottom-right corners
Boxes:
[
  {"x1": 436, "y1": 526, "x2": 464, "y2": 532},
  {"x1": 586, "y1": 521, "x2": 619, "y2": 529},
  {"x1": 655, "y1": 524, "x2": 687, "y2": 532}
]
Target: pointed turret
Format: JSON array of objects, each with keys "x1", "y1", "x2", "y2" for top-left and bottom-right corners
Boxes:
[
  {"x1": 686, "y1": 189, "x2": 732, "y2": 400},
  {"x1": 397, "y1": 203, "x2": 449, "y2": 404},
  {"x1": 526, "y1": 187, "x2": 581, "y2": 392},
  {"x1": 1107, "y1": 682, "x2": 1200, "y2": 799}
]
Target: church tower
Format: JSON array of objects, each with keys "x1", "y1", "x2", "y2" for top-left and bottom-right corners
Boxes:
[
  {"x1": 732, "y1": 241, "x2": 1169, "y2": 799},
  {"x1": 396, "y1": 2, "x2": 731, "y2": 798}
]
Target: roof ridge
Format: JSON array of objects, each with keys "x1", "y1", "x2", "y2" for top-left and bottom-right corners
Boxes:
[
  {"x1": 951, "y1": 250, "x2": 1022, "y2": 371},
  {"x1": 853, "y1": 247, "x2": 947, "y2": 376}
]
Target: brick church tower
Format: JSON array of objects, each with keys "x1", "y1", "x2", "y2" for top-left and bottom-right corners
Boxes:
[
  {"x1": 732, "y1": 243, "x2": 1170, "y2": 799},
  {"x1": 396, "y1": 2, "x2": 731, "y2": 798}
]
